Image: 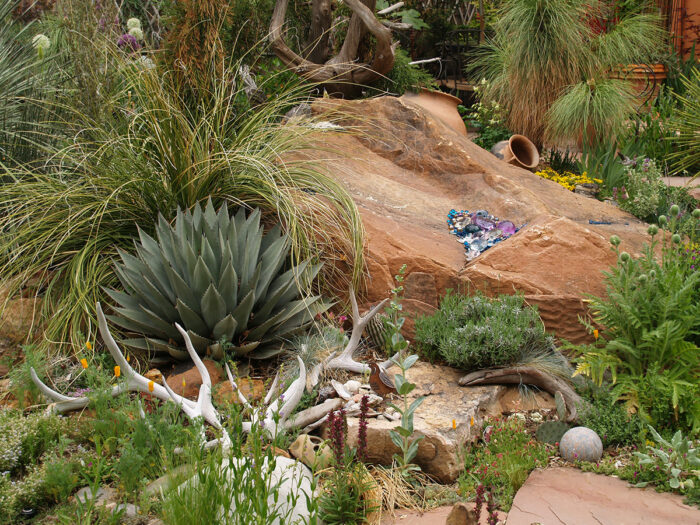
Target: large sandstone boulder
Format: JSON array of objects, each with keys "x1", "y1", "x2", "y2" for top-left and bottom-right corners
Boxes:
[
  {"x1": 322, "y1": 362, "x2": 517, "y2": 483},
  {"x1": 303, "y1": 97, "x2": 651, "y2": 343}
]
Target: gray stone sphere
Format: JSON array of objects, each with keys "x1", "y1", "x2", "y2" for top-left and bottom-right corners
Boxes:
[{"x1": 559, "y1": 426, "x2": 603, "y2": 463}]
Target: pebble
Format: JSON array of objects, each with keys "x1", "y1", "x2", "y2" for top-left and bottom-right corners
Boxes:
[{"x1": 343, "y1": 380, "x2": 361, "y2": 394}]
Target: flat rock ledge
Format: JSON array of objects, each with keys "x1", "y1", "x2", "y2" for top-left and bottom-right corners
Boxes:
[{"x1": 323, "y1": 361, "x2": 553, "y2": 483}]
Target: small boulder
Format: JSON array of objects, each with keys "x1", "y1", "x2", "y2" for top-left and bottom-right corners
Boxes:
[
  {"x1": 165, "y1": 359, "x2": 222, "y2": 400},
  {"x1": 559, "y1": 427, "x2": 603, "y2": 463}
]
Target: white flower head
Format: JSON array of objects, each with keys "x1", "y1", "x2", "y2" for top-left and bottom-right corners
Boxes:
[
  {"x1": 129, "y1": 27, "x2": 144, "y2": 41},
  {"x1": 127, "y1": 18, "x2": 142, "y2": 30},
  {"x1": 32, "y1": 34, "x2": 51, "y2": 53}
]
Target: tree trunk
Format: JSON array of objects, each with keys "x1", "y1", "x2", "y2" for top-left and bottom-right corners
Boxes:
[{"x1": 305, "y1": 0, "x2": 332, "y2": 64}]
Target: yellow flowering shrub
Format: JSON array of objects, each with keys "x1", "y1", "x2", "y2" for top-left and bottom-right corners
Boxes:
[{"x1": 534, "y1": 167, "x2": 602, "y2": 191}]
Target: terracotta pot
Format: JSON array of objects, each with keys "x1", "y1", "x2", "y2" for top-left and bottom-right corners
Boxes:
[
  {"x1": 610, "y1": 63, "x2": 667, "y2": 109},
  {"x1": 491, "y1": 134, "x2": 539, "y2": 169},
  {"x1": 401, "y1": 88, "x2": 467, "y2": 136}
]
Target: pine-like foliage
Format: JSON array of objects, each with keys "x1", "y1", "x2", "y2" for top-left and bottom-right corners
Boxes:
[
  {"x1": 476, "y1": 0, "x2": 666, "y2": 145},
  {"x1": 108, "y1": 200, "x2": 330, "y2": 360}
]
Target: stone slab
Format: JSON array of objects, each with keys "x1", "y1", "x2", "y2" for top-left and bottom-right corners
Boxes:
[{"x1": 508, "y1": 467, "x2": 700, "y2": 525}]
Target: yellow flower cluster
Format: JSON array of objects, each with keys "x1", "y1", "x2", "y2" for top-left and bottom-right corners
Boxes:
[{"x1": 534, "y1": 167, "x2": 602, "y2": 192}]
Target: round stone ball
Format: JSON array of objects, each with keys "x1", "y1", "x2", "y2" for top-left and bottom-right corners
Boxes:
[{"x1": 559, "y1": 427, "x2": 603, "y2": 463}]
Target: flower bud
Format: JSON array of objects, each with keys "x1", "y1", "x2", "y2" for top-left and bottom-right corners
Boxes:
[
  {"x1": 638, "y1": 274, "x2": 648, "y2": 283},
  {"x1": 610, "y1": 235, "x2": 621, "y2": 246},
  {"x1": 692, "y1": 209, "x2": 700, "y2": 219},
  {"x1": 670, "y1": 204, "x2": 680, "y2": 216},
  {"x1": 649, "y1": 269, "x2": 656, "y2": 278},
  {"x1": 658, "y1": 215, "x2": 667, "y2": 226},
  {"x1": 620, "y1": 252, "x2": 630, "y2": 262},
  {"x1": 647, "y1": 225, "x2": 658, "y2": 236},
  {"x1": 672, "y1": 234, "x2": 681, "y2": 244},
  {"x1": 127, "y1": 17, "x2": 141, "y2": 30}
]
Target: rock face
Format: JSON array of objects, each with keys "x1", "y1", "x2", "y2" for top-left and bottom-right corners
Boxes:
[
  {"x1": 322, "y1": 361, "x2": 505, "y2": 483},
  {"x1": 508, "y1": 467, "x2": 700, "y2": 525},
  {"x1": 165, "y1": 359, "x2": 223, "y2": 400},
  {"x1": 303, "y1": 97, "x2": 651, "y2": 344}
]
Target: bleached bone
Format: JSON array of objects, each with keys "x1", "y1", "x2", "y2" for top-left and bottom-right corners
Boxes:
[
  {"x1": 285, "y1": 397, "x2": 344, "y2": 430},
  {"x1": 331, "y1": 379, "x2": 352, "y2": 400},
  {"x1": 324, "y1": 286, "x2": 388, "y2": 373},
  {"x1": 31, "y1": 302, "x2": 307, "y2": 448}
]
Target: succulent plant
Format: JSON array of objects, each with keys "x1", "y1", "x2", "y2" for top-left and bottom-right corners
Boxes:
[
  {"x1": 535, "y1": 391, "x2": 570, "y2": 444},
  {"x1": 107, "y1": 200, "x2": 329, "y2": 361},
  {"x1": 536, "y1": 420, "x2": 570, "y2": 445}
]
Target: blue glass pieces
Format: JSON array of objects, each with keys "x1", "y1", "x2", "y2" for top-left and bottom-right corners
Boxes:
[{"x1": 446, "y1": 209, "x2": 520, "y2": 261}]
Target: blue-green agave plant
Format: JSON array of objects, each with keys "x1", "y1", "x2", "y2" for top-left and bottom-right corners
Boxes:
[{"x1": 107, "y1": 200, "x2": 329, "y2": 360}]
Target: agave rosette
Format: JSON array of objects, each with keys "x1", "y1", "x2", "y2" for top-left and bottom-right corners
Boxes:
[{"x1": 107, "y1": 200, "x2": 328, "y2": 360}]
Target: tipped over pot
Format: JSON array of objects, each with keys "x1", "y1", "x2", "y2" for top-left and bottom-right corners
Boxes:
[{"x1": 491, "y1": 134, "x2": 540, "y2": 169}]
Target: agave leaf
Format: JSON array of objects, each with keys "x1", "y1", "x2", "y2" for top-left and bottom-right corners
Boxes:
[
  {"x1": 164, "y1": 263, "x2": 199, "y2": 312},
  {"x1": 201, "y1": 236, "x2": 219, "y2": 278},
  {"x1": 186, "y1": 330, "x2": 211, "y2": 353},
  {"x1": 241, "y1": 226, "x2": 263, "y2": 290},
  {"x1": 208, "y1": 343, "x2": 224, "y2": 360},
  {"x1": 168, "y1": 228, "x2": 190, "y2": 281},
  {"x1": 256, "y1": 234, "x2": 289, "y2": 299},
  {"x1": 192, "y1": 202, "x2": 203, "y2": 232},
  {"x1": 133, "y1": 245, "x2": 175, "y2": 302},
  {"x1": 192, "y1": 257, "x2": 215, "y2": 296},
  {"x1": 201, "y1": 284, "x2": 227, "y2": 330},
  {"x1": 247, "y1": 296, "x2": 321, "y2": 341},
  {"x1": 240, "y1": 262, "x2": 261, "y2": 301},
  {"x1": 133, "y1": 274, "x2": 179, "y2": 321},
  {"x1": 109, "y1": 306, "x2": 178, "y2": 340},
  {"x1": 203, "y1": 198, "x2": 218, "y2": 227},
  {"x1": 259, "y1": 223, "x2": 282, "y2": 253},
  {"x1": 181, "y1": 241, "x2": 198, "y2": 280},
  {"x1": 175, "y1": 298, "x2": 209, "y2": 335},
  {"x1": 104, "y1": 288, "x2": 142, "y2": 310},
  {"x1": 276, "y1": 260, "x2": 313, "y2": 305},
  {"x1": 217, "y1": 261, "x2": 238, "y2": 312},
  {"x1": 246, "y1": 344, "x2": 283, "y2": 359},
  {"x1": 142, "y1": 337, "x2": 189, "y2": 360},
  {"x1": 156, "y1": 215, "x2": 181, "y2": 273},
  {"x1": 212, "y1": 314, "x2": 238, "y2": 341},
  {"x1": 216, "y1": 200, "x2": 230, "y2": 231},
  {"x1": 255, "y1": 272, "x2": 296, "y2": 321},
  {"x1": 232, "y1": 290, "x2": 255, "y2": 333},
  {"x1": 231, "y1": 340, "x2": 261, "y2": 356}
]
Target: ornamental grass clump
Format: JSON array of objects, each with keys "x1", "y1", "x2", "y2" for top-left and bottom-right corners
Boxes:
[{"x1": 476, "y1": 0, "x2": 665, "y2": 146}]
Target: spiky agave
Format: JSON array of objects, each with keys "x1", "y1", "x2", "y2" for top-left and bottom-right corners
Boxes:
[{"x1": 107, "y1": 200, "x2": 329, "y2": 360}]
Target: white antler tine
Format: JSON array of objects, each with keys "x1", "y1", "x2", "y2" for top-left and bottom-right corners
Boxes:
[
  {"x1": 161, "y1": 377, "x2": 198, "y2": 420},
  {"x1": 226, "y1": 363, "x2": 253, "y2": 409},
  {"x1": 174, "y1": 323, "x2": 211, "y2": 388},
  {"x1": 96, "y1": 302, "x2": 133, "y2": 373},
  {"x1": 264, "y1": 370, "x2": 281, "y2": 405},
  {"x1": 277, "y1": 356, "x2": 306, "y2": 423},
  {"x1": 30, "y1": 367, "x2": 76, "y2": 402},
  {"x1": 349, "y1": 284, "x2": 360, "y2": 320}
]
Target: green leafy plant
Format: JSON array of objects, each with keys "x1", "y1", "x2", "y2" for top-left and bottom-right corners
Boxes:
[
  {"x1": 535, "y1": 392, "x2": 570, "y2": 445},
  {"x1": 634, "y1": 425, "x2": 699, "y2": 491},
  {"x1": 572, "y1": 213, "x2": 700, "y2": 433},
  {"x1": 577, "y1": 385, "x2": 644, "y2": 447},
  {"x1": 476, "y1": 0, "x2": 665, "y2": 146},
  {"x1": 459, "y1": 417, "x2": 550, "y2": 511},
  {"x1": 462, "y1": 78, "x2": 511, "y2": 151},
  {"x1": 372, "y1": 47, "x2": 437, "y2": 96},
  {"x1": 415, "y1": 291, "x2": 556, "y2": 371},
  {"x1": 389, "y1": 353, "x2": 425, "y2": 477},
  {"x1": 618, "y1": 157, "x2": 667, "y2": 220},
  {"x1": 546, "y1": 148, "x2": 580, "y2": 174},
  {"x1": 577, "y1": 139, "x2": 627, "y2": 191},
  {"x1": 107, "y1": 199, "x2": 329, "y2": 360},
  {"x1": 319, "y1": 405, "x2": 376, "y2": 524}
]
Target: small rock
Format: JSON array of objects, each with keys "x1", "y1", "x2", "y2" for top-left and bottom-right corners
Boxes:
[
  {"x1": 165, "y1": 360, "x2": 222, "y2": 400},
  {"x1": 74, "y1": 485, "x2": 115, "y2": 505},
  {"x1": 376, "y1": 415, "x2": 387, "y2": 421},
  {"x1": 283, "y1": 103, "x2": 311, "y2": 123},
  {"x1": 445, "y1": 501, "x2": 477, "y2": 525},
  {"x1": 144, "y1": 369, "x2": 163, "y2": 383},
  {"x1": 318, "y1": 386, "x2": 337, "y2": 402},
  {"x1": 215, "y1": 377, "x2": 264, "y2": 405},
  {"x1": 343, "y1": 380, "x2": 361, "y2": 394}
]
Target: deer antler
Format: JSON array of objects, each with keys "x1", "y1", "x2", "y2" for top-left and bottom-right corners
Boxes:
[
  {"x1": 324, "y1": 286, "x2": 388, "y2": 374},
  {"x1": 31, "y1": 302, "x2": 308, "y2": 448}
]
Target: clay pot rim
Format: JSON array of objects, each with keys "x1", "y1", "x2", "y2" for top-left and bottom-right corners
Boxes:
[{"x1": 415, "y1": 87, "x2": 464, "y2": 105}]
